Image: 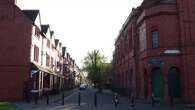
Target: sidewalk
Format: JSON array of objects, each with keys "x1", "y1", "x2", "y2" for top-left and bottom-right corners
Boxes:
[
  {"x1": 14, "y1": 88, "x2": 195, "y2": 110},
  {"x1": 103, "y1": 89, "x2": 195, "y2": 110},
  {"x1": 15, "y1": 88, "x2": 78, "y2": 110}
]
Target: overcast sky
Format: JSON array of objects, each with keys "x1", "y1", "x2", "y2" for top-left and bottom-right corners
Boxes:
[{"x1": 17, "y1": 0, "x2": 143, "y2": 67}]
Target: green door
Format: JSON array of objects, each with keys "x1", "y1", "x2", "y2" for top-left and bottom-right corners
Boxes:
[
  {"x1": 168, "y1": 68, "x2": 181, "y2": 98},
  {"x1": 152, "y1": 68, "x2": 164, "y2": 98}
]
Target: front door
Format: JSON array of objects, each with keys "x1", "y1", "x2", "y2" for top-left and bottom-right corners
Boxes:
[
  {"x1": 168, "y1": 67, "x2": 181, "y2": 98},
  {"x1": 152, "y1": 68, "x2": 164, "y2": 98}
]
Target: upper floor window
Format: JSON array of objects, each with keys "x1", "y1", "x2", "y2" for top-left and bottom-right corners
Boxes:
[
  {"x1": 52, "y1": 44, "x2": 55, "y2": 50},
  {"x1": 46, "y1": 54, "x2": 50, "y2": 67},
  {"x1": 35, "y1": 26, "x2": 40, "y2": 39},
  {"x1": 151, "y1": 31, "x2": 158, "y2": 48},
  {"x1": 34, "y1": 45, "x2": 39, "y2": 62},
  {"x1": 47, "y1": 39, "x2": 50, "y2": 48},
  {"x1": 51, "y1": 57, "x2": 54, "y2": 68}
]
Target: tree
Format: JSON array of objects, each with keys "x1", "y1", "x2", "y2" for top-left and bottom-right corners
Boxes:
[
  {"x1": 79, "y1": 71, "x2": 88, "y2": 84},
  {"x1": 83, "y1": 50, "x2": 109, "y2": 90},
  {"x1": 100, "y1": 63, "x2": 112, "y2": 83}
]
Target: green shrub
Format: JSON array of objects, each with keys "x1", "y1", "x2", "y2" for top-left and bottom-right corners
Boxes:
[{"x1": 0, "y1": 102, "x2": 18, "y2": 110}]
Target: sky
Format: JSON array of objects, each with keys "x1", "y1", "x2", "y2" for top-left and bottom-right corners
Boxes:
[{"x1": 17, "y1": 0, "x2": 143, "y2": 67}]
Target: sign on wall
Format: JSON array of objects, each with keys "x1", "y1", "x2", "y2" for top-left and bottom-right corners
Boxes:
[{"x1": 148, "y1": 58, "x2": 165, "y2": 65}]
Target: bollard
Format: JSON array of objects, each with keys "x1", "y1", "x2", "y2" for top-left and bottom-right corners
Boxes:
[
  {"x1": 151, "y1": 94, "x2": 155, "y2": 107},
  {"x1": 94, "y1": 92, "x2": 97, "y2": 107},
  {"x1": 170, "y1": 97, "x2": 174, "y2": 107},
  {"x1": 27, "y1": 91, "x2": 30, "y2": 103},
  {"x1": 62, "y1": 92, "x2": 65, "y2": 105},
  {"x1": 46, "y1": 92, "x2": 49, "y2": 105},
  {"x1": 130, "y1": 93, "x2": 135, "y2": 107},
  {"x1": 78, "y1": 92, "x2": 81, "y2": 106},
  {"x1": 35, "y1": 92, "x2": 39, "y2": 104},
  {"x1": 114, "y1": 93, "x2": 118, "y2": 107}
]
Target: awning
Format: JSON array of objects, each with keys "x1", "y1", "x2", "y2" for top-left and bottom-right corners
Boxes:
[
  {"x1": 31, "y1": 62, "x2": 64, "y2": 78},
  {"x1": 54, "y1": 71, "x2": 65, "y2": 78},
  {"x1": 56, "y1": 72, "x2": 65, "y2": 78}
]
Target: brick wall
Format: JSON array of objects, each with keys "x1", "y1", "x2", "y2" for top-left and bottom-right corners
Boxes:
[{"x1": 0, "y1": 4, "x2": 32, "y2": 101}]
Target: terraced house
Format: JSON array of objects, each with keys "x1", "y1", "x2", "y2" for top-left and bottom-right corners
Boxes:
[
  {"x1": 113, "y1": 0, "x2": 195, "y2": 104},
  {"x1": 0, "y1": 0, "x2": 80, "y2": 101}
]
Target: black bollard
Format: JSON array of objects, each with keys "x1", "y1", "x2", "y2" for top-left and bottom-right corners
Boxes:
[
  {"x1": 26, "y1": 91, "x2": 30, "y2": 103},
  {"x1": 151, "y1": 94, "x2": 155, "y2": 107},
  {"x1": 62, "y1": 92, "x2": 65, "y2": 105},
  {"x1": 35, "y1": 92, "x2": 39, "y2": 104},
  {"x1": 130, "y1": 93, "x2": 135, "y2": 107},
  {"x1": 94, "y1": 92, "x2": 97, "y2": 107},
  {"x1": 78, "y1": 92, "x2": 81, "y2": 106},
  {"x1": 170, "y1": 97, "x2": 174, "y2": 107},
  {"x1": 46, "y1": 92, "x2": 49, "y2": 105}
]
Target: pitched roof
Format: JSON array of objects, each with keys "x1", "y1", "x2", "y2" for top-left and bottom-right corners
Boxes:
[
  {"x1": 50, "y1": 31, "x2": 54, "y2": 38},
  {"x1": 22, "y1": 10, "x2": 39, "y2": 22},
  {"x1": 59, "y1": 42, "x2": 62, "y2": 47},
  {"x1": 62, "y1": 47, "x2": 66, "y2": 57},
  {"x1": 41, "y1": 25, "x2": 49, "y2": 34},
  {"x1": 55, "y1": 39, "x2": 59, "y2": 48}
]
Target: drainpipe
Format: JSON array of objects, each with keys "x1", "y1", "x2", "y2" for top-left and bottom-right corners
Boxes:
[{"x1": 176, "y1": 0, "x2": 191, "y2": 104}]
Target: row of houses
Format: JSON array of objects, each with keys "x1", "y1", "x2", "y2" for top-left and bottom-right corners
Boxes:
[
  {"x1": 0, "y1": 0, "x2": 80, "y2": 101},
  {"x1": 112, "y1": 0, "x2": 195, "y2": 104}
]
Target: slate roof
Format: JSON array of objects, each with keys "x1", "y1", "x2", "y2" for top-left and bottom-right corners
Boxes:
[
  {"x1": 50, "y1": 31, "x2": 54, "y2": 37},
  {"x1": 55, "y1": 39, "x2": 59, "y2": 48},
  {"x1": 22, "y1": 10, "x2": 39, "y2": 22},
  {"x1": 41, "y1": 25, "x2": 49, "y2": 34},
  {"x1": 59, "y1": 42, "x2": 62, "y2": 47}
]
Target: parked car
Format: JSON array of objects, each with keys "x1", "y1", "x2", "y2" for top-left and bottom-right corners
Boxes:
[{"x1": 79, "y1": 84, "x2": 87, "y2": 90}]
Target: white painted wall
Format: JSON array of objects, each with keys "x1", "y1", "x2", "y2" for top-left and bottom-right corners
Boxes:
[
  {"x1": 30, "y1": 26, "x2": 43, "y2": 66},
  {"x1": 42, "y1": 27, "x2": 52, "y2": 69}
]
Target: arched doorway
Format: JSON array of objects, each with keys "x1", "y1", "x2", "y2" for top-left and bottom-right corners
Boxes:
[
  {"x1": 143, "y1": 69, "x2": 148, "y2": 98},
  {"x1": 168, "y1": 67, "x2": 181, "y2": 98},
  {"x1": 151, "y1": 68, "x2": 164, "y2": 98}
]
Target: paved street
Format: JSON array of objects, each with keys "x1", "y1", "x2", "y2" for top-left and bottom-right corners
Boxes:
[{"x1": 16, "y1": 88, "x2": 195, "y2": 110}]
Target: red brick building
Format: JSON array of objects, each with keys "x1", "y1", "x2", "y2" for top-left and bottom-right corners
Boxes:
[
  {"x1": 113, "y1": 0, "x2": 195, "y2": 104},
  {"x1": 0, "y1": 0, "x2": 33, "y2": 101}
]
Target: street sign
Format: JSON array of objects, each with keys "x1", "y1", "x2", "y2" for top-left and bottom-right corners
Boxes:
[
  {"x1": 163, "y1": 49, "x2": 180, "y2": 54},
  {"x1": 148, "y1": 58, "x2": 165, "y2": 65}
]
